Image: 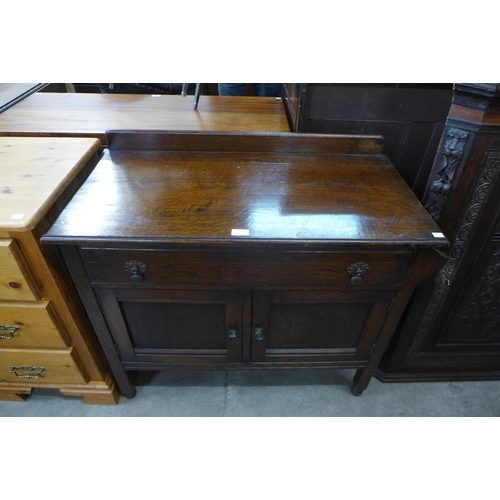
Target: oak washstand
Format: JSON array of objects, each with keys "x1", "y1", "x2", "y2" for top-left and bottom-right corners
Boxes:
[{"x1": 42, "y1": 131, "x2": 447, "y2": 397}]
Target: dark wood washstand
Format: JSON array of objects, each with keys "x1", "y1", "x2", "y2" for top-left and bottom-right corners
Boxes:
[{"x1": 42, "y1": 130, "x2": 447, "y2": 397}]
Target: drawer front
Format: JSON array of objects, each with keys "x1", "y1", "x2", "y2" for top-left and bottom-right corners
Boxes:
[
  {"x1": 0, "y1": 239, "x2": 41, "y2": 301},
  {"x1": 0, "y1": 301, "x2": 68, "y2": 348},
  {"x1": 81, "y1": 248, "x2": 413, "y2": 288},
  {"x1": 0, "y1": 348, "x2": 87, "y2": 385}
]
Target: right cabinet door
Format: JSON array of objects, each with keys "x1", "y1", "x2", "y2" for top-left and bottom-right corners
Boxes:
[{"x1": 250, "y1": 290, "x2": 395, "y2": 364}]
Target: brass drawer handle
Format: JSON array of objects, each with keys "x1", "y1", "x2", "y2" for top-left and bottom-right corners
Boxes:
[
  {"x1": 0, "y1": 324, "x2": 19, "y2": 340},
  {"x1": 124, "y1": 260, "x2": 147, "y2": 283},
  {"x1": 347, "y1": 262, "x2": 370, "y2": 284},
  {"x1": 9, "y1": 365, "x2": 46, "y2": 379}
]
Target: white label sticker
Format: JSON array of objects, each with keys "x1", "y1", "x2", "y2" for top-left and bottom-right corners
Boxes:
[
  {"x1": 432, "y1": 232, "x2": 445, "y2": 238},
  {"x1": 10, "y1": 214, "x2": 24, "y2": 220},
  {"x1": 231, "y1": 229, "x2": 249, "y2": 236}
]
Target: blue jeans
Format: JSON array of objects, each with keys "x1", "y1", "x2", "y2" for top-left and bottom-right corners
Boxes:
[{"x1": 218, "y1": 83, "x2": 282, "y2": 97}]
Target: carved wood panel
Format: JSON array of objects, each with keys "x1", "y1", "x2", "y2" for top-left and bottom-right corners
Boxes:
[
  {"x1": 438, "y1": 244, "x2": 500, "y2": 344},
  {"x1": 403, "y1": 152, "x2": 500, "y2": 367},
  {"x1": 374, "y1": 84, "x2": 500, "y2": 380}
]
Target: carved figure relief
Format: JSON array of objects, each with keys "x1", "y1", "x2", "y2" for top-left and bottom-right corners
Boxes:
[{"x1": 425, "y1": 128, "x2": 469, "y2": 223}]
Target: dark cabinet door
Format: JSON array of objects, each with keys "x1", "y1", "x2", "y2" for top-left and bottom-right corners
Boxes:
[
  {"x1": 96, "y1": 288, "x2": 243, "y2": 367},
  {"x1": 93, "y1": 286, "x2": 395, "y2": 369},
  {"x1": 250, "y1": 290, "x2": 394, "y2": 364}
]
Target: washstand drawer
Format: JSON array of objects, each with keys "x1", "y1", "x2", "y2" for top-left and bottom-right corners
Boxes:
[
  {"x1": 80, "y1": 248, "x2": 413, "y2": 288},
  {"x1": 0, "y1": 348, "x2": 87, "y2": 385},
  {"x1": 0, "y1": 239, "x2": 42, "y2": 301},
  {"x1": 0, "y1": 301, "x2": 68, "y2": 348}
]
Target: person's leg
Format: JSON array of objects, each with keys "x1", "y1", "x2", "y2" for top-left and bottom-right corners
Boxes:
[
  {"x1": 218, "y1": 84, "x2": 248, "y2": 96},
  {"x1": 253, "y1": 83, "x2": 283, "y2": 97}
]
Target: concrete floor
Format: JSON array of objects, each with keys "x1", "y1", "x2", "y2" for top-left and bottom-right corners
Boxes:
[{"x1": 1, "y1": 368, "x2": 499, "y2": 416}]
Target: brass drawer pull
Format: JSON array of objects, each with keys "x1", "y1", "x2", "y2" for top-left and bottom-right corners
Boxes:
[
  {"x1": 124, "y1": 260, "x2": 147, "y2": 283},
  {"x1": 9, "y1": 365, "x2": 46, "y2": 379},
  {"x1": 0, "y1": 324, "x2": 20, "y2": 340},
  {"x1": 347, "y1": 262, "x2": 370, "y2": 284}
]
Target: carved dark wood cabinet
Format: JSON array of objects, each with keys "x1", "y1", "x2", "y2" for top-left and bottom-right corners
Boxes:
[
  {"x1": 377, "y1": 84, "x2": 500, "y2": 381},
  {"x1": 282, "y1": 83, "x2": 453, "y2": 200},
  {"x1": 42, "y1": 131, "x2": 446, "y2": 398}
]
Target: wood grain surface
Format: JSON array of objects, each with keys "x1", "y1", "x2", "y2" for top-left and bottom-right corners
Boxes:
[
  {"x1": 43, "y1": 132, "x2": 444, "y2": 246},
  {"x1": 0, "y1": 137, "x2": 101, "y2": 231},
  {"x1": 0, "y1": 93, "x2": 290, "y2": 145}
]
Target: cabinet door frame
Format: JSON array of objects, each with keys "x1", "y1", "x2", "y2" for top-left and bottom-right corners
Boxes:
[
  {"x1": 250, "y1": 289, "x2": 395, "y2": 364},
  {"x1": 96, "y1": 288, "x2": 244, "y2": 367}
]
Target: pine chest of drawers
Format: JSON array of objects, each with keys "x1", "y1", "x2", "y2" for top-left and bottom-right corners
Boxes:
[
  {"x1": 0, "y1": 137, "x2": 118, "y2": 403},
  {"x1": 42, "y1": 131, "x2": 448, "y2": 397}
]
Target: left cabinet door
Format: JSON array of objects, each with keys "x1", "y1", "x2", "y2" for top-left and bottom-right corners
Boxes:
[{"x1": 95, "y1": 288, "x2": 244, "y2": 367}]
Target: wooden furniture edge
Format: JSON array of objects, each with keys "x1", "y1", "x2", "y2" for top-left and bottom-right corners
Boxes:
[{"x1": 105, "y1": 130, "x2": 385, "y2": 155}]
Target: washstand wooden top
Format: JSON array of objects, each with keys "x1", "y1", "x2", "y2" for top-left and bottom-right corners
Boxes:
[
  {"x1": 43, "y1": 131, "x2": 447, "y2": 249},
  {"x1": 0, "y1": 93, "x2": 290, "y2": 146}
]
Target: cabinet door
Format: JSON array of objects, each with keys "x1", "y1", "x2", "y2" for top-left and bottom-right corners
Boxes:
[
  {"x1": 250, "y1": 290, "x2": 394, "y2": 364},
  {"x1": 96, "y1": 288, "x2": 243, "y2": 367}
]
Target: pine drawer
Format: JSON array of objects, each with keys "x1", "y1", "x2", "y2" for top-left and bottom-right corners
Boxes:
[
  {"x1": 0, "y1": 239, "x2": 41, "y2": 301},
  {"x1": 0, "y1": 348, "x2": 87, "y2": 385},
  {"x1": 0, "y1": 301, "x2": 68, "y2": 348}
]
